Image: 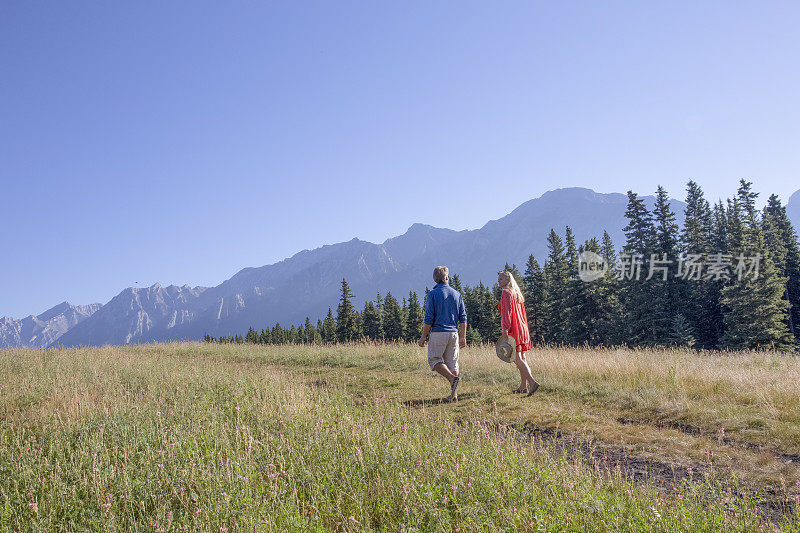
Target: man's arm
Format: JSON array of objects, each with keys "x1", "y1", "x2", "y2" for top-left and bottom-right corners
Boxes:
[
  {"x1": 418, "y1": 323, "x2": 432, "y2": 347},
  {"x1": 420, "y1": 291, "x2": 435, "y2": 346},
  {"x1": 457, "y1": 294, "x2": 467, "y2": 348}
]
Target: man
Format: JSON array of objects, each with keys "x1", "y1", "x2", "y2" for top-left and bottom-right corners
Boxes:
[{"x1": 418, "y1": 265, "x2": 467, "y2": 402}]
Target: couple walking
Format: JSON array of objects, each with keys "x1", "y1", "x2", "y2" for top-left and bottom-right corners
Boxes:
[{"x1": 417, "y1": 266, "x2": 539, "y2": 401}]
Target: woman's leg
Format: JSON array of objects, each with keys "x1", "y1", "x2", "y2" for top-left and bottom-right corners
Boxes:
[
  {"x1": 513, "y1": 373, "x2": 526, "y2": 393},
  {"x1": 511, "y1": 349, "x2": 526, "y2": 392},
  {"x1": 514, "y1": 351, "x2": 537, "y2": 391}
]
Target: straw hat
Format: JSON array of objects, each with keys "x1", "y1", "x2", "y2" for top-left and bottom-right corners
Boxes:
[{"x1": 495, "y1": 334, "x2": 516, "y2": 363}]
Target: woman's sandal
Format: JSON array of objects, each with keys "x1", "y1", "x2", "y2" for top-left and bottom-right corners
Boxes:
[
  {"x1": 512, "y1": 388, "x2": 526, "y2": 394},
  {"x1": 526, "y1": 381, "x2": 540, "y2": 397}
]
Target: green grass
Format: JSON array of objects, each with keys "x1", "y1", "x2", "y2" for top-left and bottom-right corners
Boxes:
[{"x1": 0, "y1": 343, "x2": 798, "y2": 531}]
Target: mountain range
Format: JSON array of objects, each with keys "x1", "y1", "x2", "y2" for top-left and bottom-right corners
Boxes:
[
  {"x1": 3, "y1": 186, "x2": 799, "y2": 349},
  {"x1": 0, "y1": 302, "x2": 101, "y2": 349}
]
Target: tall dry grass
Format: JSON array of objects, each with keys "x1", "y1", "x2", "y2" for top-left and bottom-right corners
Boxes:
[{"x1": 0, "y1": 343, "x2": 797, "y2": 531}]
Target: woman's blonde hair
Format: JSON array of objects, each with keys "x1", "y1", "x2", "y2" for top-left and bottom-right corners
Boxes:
[{"x1": 499, "y1": 271, "x2": 525, "y2": 303}]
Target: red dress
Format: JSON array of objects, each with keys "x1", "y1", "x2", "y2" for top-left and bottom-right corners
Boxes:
[{"x1": 499, "y1": 289, "x2": 531, "y2": 352}]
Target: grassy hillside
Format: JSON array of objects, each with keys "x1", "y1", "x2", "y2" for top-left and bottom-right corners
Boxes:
[{"x1": 1, "y1": 343, "x2": 798, "y2": 531}]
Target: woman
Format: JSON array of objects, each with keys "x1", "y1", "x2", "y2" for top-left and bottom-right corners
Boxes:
[{"x1": 497, "y1": 271, "x2": 539, "y2": 396}]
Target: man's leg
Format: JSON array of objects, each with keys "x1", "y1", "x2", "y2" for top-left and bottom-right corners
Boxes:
[
  {"x1": 444, "y1": 332, "x2": 460, "y2": 401},
  {"x1": 429, "y1": 333, "x2": 454, "y2": 386},
  {"x1": 432, "y1": 362, "x2": 456, "y2": 384}
]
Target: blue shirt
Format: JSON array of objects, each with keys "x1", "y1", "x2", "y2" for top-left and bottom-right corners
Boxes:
[{"x1": 424, "y1": 283, "x2": 467, "y2": 332}]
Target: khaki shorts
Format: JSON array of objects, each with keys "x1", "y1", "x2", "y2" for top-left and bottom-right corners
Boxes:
[{"x1": 427, "y1": 331, "x2": 459, "y2": 373}]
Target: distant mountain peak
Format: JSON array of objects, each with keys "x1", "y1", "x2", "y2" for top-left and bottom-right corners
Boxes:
[
  {"x1": 0, "y1": 300, "x2": 101, "y2": 349},
  {"x1": 37, "y1": 301, "x2": 73, "y2": 321},
  {"x1": 406, "y1": 222, "x2": 435, "y2": 231}
]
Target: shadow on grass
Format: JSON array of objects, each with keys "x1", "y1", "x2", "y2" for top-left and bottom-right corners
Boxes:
[{"x1": 401, "y1": 392, "x2": 478, "y2": 408}]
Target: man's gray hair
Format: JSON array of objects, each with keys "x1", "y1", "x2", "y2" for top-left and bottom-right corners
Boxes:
[{"x1": 433, "y1": 266, "x2": 449, "y2": 284}]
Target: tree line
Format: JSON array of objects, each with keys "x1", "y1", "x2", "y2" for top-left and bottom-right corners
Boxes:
[
  {"x1": 204, "y1": 285, "x2": 426, "y2": 345},
  {"x1": 206, "y1": 179, "x2": 799, "y2": 351}
]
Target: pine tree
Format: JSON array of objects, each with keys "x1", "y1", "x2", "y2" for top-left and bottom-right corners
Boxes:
[
  {"x1": 599, "y1": 230, "x2": 623, "y2": 345},
  {"x1": 721, "y1": 180, "x2": 792, "y2": 350},
  {"x1": 572, "y1": 236, "x2": 621, "y2": 345},
  {"x1": 405, "y1": 291, "x2": 424, "y2": 342},
  {"x1": 563, "y1": 226, "x2": 583, "y2": 344},
  {"x1": 304, "y1": 317, "x2": 319, "y2": 344},
  {"x1": 336, "y1": 278, "x2": 359, "y2": 342},
  {"x1": 543, "y1": 229, "x2": 569, "y2": 344},
  {"x1": 681, "y1": 181, "x2": 712, "y2": 255},
  {"x1": 472, "y1": 282, "x2": 498, "y2": 343},
  {"x1": 620, "y1": 190, "x2": 660, "y2": 346},
  {"x1": 570, "y1": 239, "x2": 599, "y2": 345},
  {"x1": 601, "y1": 230, "x2": 617, "y2": 264},
  {"x1": 650, "y1": 185, "x2": 680, "y2": 343},
  {"x1": 362, "y1": 301, "x2": 382, "y2": 340},
  {"x1": 654, "y1": 186, "x2": 679, "y2": 260},
  {"x1": 321, "y1": 308, "x2": 336, "y2": 343},
  {"x1": 485, "y1": 285, "x2": 500, "y2": 344},
  {"x1": 288, "y1": 325, "x2": 298, "y2": 344},
  {"x1": 245, "y1": 326, "x2": 258, "y2": 344},
  {"x1": 763, "y1": 194, "x2": 800, "y2": 344},
  {"x1": 624, "y1": 191, "x2": 657, "y2": 253},
  {"x1": 271, "y1": 323, "x2": 285, "y2": 344},
  {"x1": 523, "y1": 254, "x2": 547, "y2": 345},
  {"x1": 374, "y1": 292, "x2": 385, "y2": 340},
  {"x1": 461, "y1": 285, "x2": 483, "y2": 342},
  {"x1": 679, "y1": 181, "x2": 717, "y2": 348},
  {"x1": 353, "y1": 310, "x2": 364, "y2": 340},
  {"x1": 711, "y1": 200, "x2": 728, "y2": 252},
  {"x1": 259, "y1": 328, "x2": 271, "y2": 344},
  {"x1": 667, "y1": 314, "x2": 696, "y2": 348},
  {"x1": 401, "y1": 297, "x2": 409, "y2": 338},
  {"x1": 701, "y1": 200, "x2": 729, "y2": 347},
  {"x1": 450, "y1": 274, "x2": 463, "y2": 293},
  {"x1": 466, "y1": 326, "x2": 483, "y2": 345},
  {"x1": 382, "y1": 292, "x2": 404, "y2": 341}
]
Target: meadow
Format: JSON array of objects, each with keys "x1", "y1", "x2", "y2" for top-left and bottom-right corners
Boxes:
[{"x1": 1, "y1": 342, "x2": 799, "y2": 531}]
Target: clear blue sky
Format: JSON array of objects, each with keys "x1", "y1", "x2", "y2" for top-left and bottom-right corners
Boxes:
[{"x1": 2, "y1": 1, "x2": 799, "y2": 318}]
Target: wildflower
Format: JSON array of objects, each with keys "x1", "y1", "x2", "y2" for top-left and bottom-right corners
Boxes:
[{"x1": 28, "y1": 500, "x2": 38, "y2": 513}]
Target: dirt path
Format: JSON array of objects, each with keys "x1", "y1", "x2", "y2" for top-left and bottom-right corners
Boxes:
[
  {"x1": 397, "y1": 393, "x2": 799, "y2": 523},
  {"x1": 308, "y1": 363, "x2": 800, "y2": 523}
]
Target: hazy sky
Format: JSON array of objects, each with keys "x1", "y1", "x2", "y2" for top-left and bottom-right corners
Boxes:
[{"x1": 2, "y1": 1, "x2": 799, "y2": 318}]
